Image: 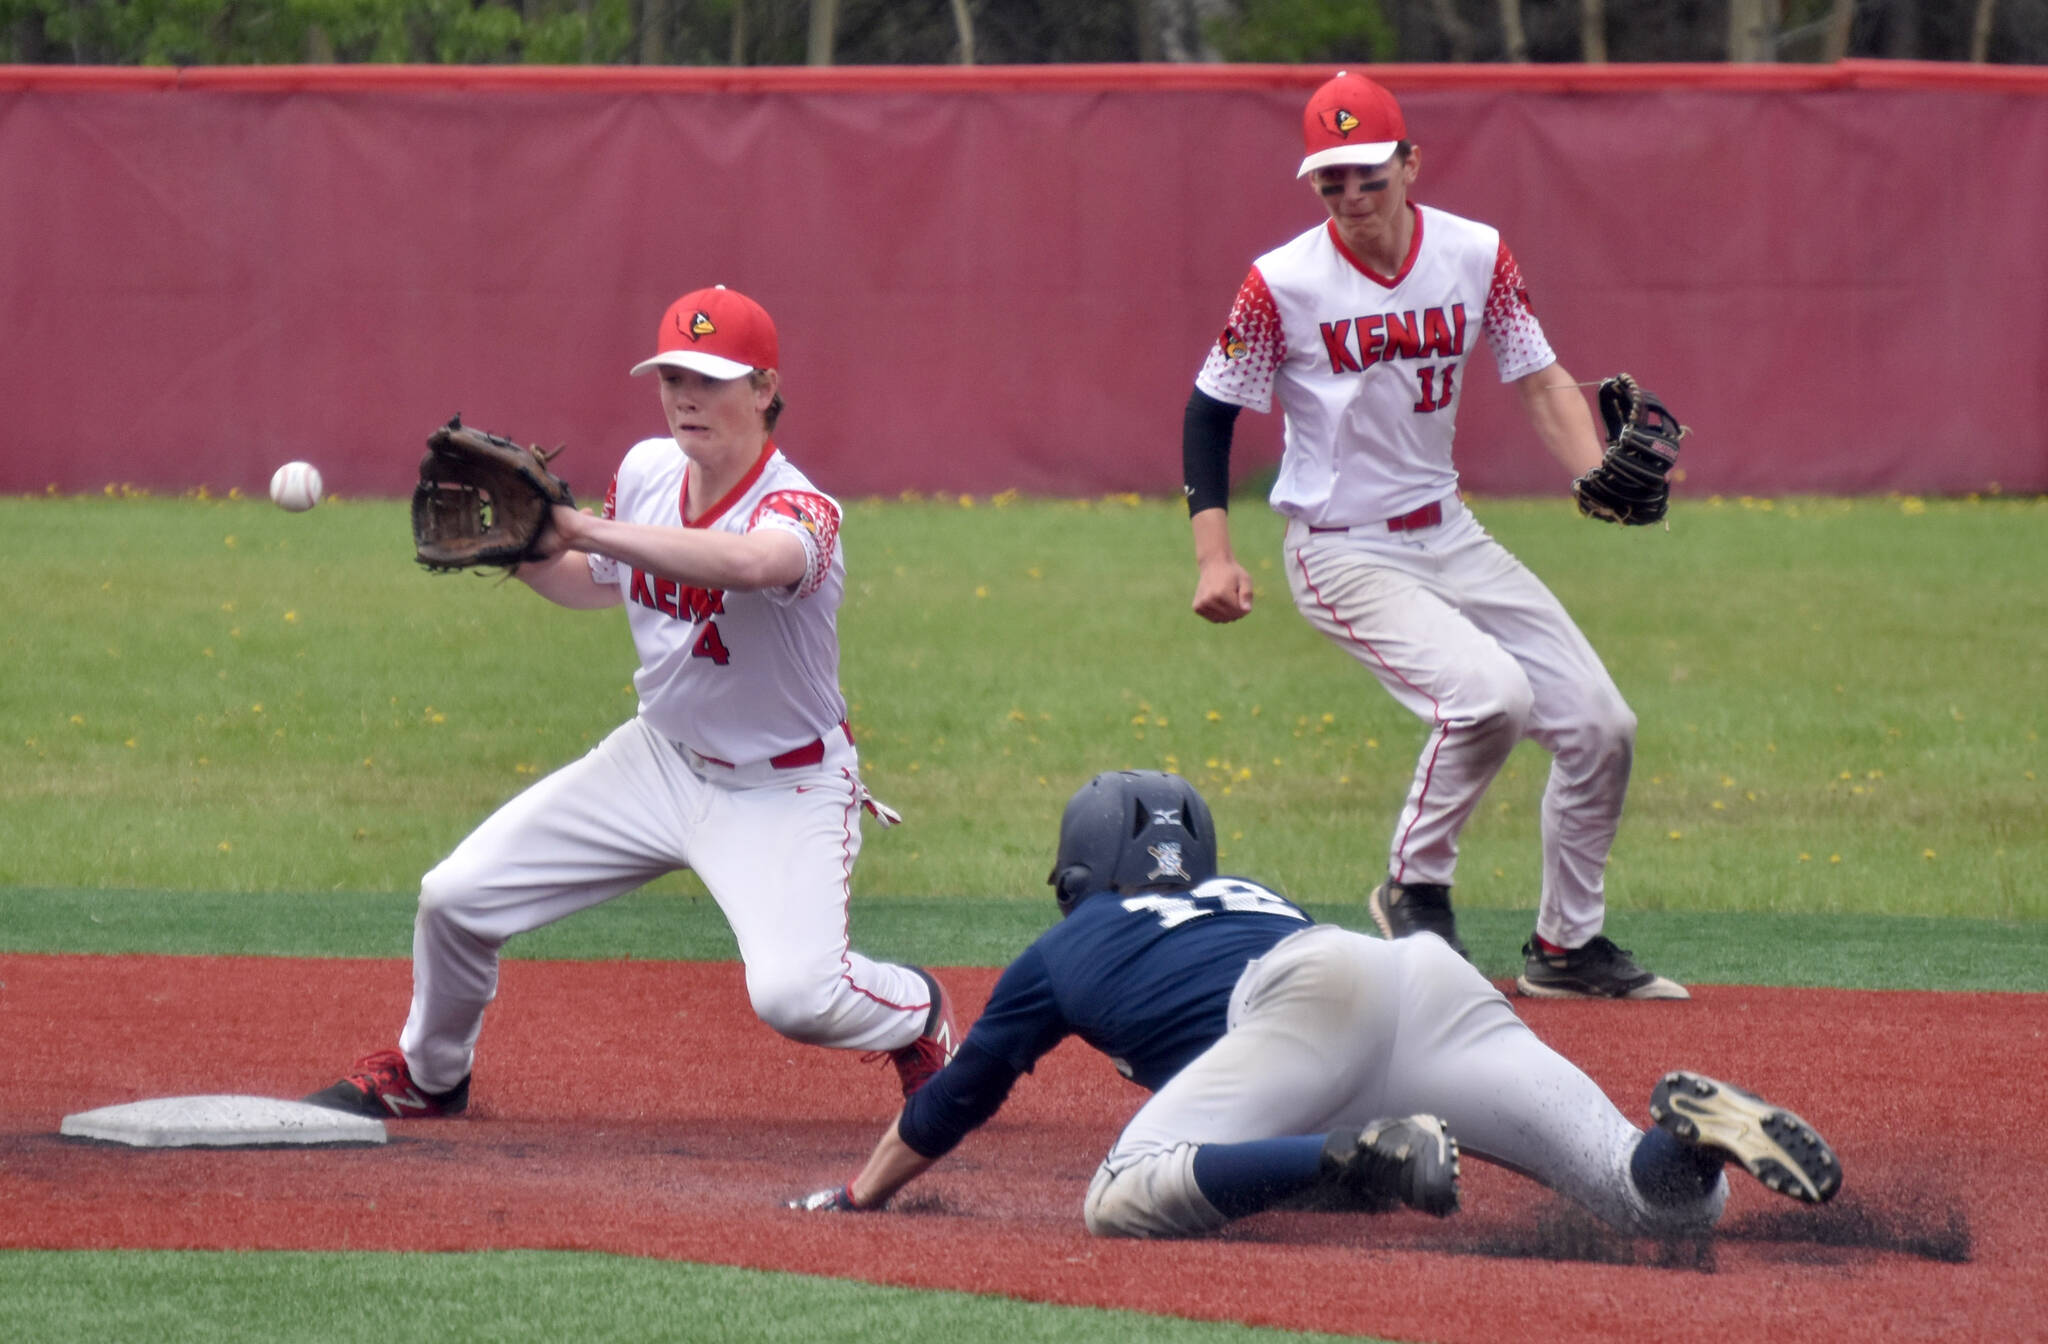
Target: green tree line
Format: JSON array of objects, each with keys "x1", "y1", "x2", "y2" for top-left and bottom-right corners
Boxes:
[{"x1": 4, "y1": 0, "x2": 2041, "y2": 69}]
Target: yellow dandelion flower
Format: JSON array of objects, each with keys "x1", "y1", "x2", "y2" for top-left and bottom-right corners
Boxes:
[
  {"x1": 284, "y1": 611, "x2": 298, "y2": 623},
  {"x1": 224, "y1": 535, "x2": 237, "y2": 548},
  {"x1": 1206, "y1": 710, "x2": 1222, "y2": 722},
  {"x1": 1829, "y1": 853, "x2": 1842, "y2": 864},
  {"x1": 1798, "y1": 852, "x2": 1811, "y2": 862},
  {"x1": 1711, "y1": 800, "x2": 1725, "y2": 810},
  {"x1": 1667, "y1": 830, "x2": 1683, "y2": 840},
  {"x1": 974, "y1": 585, "x2": 989, "y2": 598},
  {"x1": 218, "y1": 841, "x2": 232, "y2": 852},
  {"x1": 69, "y1": 714, "x2": 84, "y2": 725},
  {"x1": 957, "y1": 494, "x2": 976, "y2": 509},
  {"x1": 1922, "y1": 849, "x2": 1936, "y2": 860},
  {"x1": 124, "y1": 738, "x2": 136, "y2": 749}
]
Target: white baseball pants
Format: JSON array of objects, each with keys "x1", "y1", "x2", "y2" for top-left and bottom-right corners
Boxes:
[
  {"x1": 398, "y1": 715, "x2": 930, "y2": 1092},
  {"x1": 1083, "y1": 926, "x2": 1723, "y2": 1237},
  {"x1": 1283, "y1": 501, "x2": 1635, "y2": 947}
]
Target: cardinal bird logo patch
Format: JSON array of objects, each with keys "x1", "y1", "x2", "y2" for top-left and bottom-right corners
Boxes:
[
  {"x1": 1320, "y1": 107, "x2": 1362, "y2": 139},
  {"x1": 679, "y1": 310, "x2": 717, "y2": 342},
  {"x1": 1220, "y1": 326, "x2": 1249, "y2": 361},
  {"x1": 763, "y1": 495, "x2": 819, "y2": 535}
]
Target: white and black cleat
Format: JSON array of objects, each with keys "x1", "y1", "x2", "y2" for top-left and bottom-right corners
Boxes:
[
  {"x1": 1650, "y1": 1070, "x2": 1841, "y2": 1204},
  {"x1": 1321, "y1": 1114, "x2": 1461, "y2": 1217}
]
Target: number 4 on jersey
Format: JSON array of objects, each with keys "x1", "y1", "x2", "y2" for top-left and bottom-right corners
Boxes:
[{"x1": 692, "y1": 622, "x2": 730, "y2": 665}]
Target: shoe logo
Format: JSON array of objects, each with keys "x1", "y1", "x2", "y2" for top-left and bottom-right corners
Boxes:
[
  {"x1": 795, "y1": 785, "x2": 815, "y2": 793},
  {"x1": 382, "y1": 1088, "x2": 433, "y2": 1116}
]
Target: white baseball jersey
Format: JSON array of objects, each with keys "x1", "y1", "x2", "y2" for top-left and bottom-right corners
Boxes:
[
  {"x1": 589, "y1": 439, "x2": 847, "y2": 766},
  {"x1": 1195, "y1": 203, "x2": 1556, "y2": 527}
]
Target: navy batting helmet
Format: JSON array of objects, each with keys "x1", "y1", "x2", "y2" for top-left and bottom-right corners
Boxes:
[{"x1": 1047, "y1": 770, "x2": 1218, "y2": 916}]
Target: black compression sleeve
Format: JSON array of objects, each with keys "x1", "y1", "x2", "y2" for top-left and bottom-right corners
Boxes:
[
  {"x1": 1182, "y1": 387, "x2": 1241, "y2": 517},
  {"x1": 895, "y1": 1038, "x2": 1024, "y2": 1159}
]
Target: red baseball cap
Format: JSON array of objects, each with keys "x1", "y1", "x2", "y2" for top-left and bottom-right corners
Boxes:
[
  {"x1": 629, "y1": 285, "x2": 779, "y2": 380},
  {"x1": 1297, "y1": 71, "x2": 1407, "y2": 178}
]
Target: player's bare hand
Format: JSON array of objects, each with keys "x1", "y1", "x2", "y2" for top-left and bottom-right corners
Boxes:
[
  {"x1": 1193, "y1": 561, "x2": 1255, "y2": 624},
  {"x1": 528, "y1": 503, "x2": 586, "y2": 561}
]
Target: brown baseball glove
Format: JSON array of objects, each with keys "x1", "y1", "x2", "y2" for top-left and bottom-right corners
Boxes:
[
  {"x1": 410, "y1": 415, "x2": 575, "y2": 572},
  {"x1": 1573, "y1": 375, "x2": 1685, "y2": 527}
]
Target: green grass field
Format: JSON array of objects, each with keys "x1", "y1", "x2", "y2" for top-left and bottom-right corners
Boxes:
[{"x1": 4, "y1": 489, "x2": 2043, "y2": 1341}]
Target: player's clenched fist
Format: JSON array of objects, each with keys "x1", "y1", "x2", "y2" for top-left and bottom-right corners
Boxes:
[{"x1": 1193, "y1": 557, "x2": 1255, "y2": 623}]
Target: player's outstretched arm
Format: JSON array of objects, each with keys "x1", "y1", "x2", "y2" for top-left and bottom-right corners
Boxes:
[
  {"x1": 1514, "y1": 362, "x2": 1604, "y2": 479},
  {"x1": 789, "y1": 1114, "x2": 938, "y2": 1213},
  {"x1": 549, "y1": 504, "x2": 807, "y2": 593},
  {"x1": 850, "y1": 1115, "x2": 939, "y2": 1206},
  {"x1": 513, "y1": 532, "x2": 624, "y2": 610}
]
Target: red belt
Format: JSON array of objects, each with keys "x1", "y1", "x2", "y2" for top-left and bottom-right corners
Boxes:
[
  {"x1": 695, "y1": 720, "x2": 851, "y2": 771},
  {"x1": 1310, "y1": 500, "x2": 1444, "y2": 535}
]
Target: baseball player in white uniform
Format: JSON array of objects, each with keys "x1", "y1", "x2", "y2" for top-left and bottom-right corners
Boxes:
[
  {"x1": 1183, "y1": 71, "x2": 1684, "y2": 999},
  {"x1": 308, "y1": 285, "x2": 956, "y2": 1119},
  {"x1": 791, "y1": 772, "x2": 1841, "y2": 1236}
]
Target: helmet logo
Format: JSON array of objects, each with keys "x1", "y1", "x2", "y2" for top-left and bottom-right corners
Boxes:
[
  {"x1": 1321, "y1": 107, "x2": 1361, "y2": 139},
  {"x1": 1151, "y1": 807, "x2": 1182, "y2": 826},
  {"x1": 1146, "y1": 840, "x2": 1190, "y2": 882}
]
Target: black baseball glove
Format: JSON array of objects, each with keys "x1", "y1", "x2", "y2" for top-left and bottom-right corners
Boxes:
[
  {"x1": 1572, "y1": 375, "x2": 1685, "y2": 527},
  {"x1": 410, "y1": 415, "x2": 575, "y2": 572}
]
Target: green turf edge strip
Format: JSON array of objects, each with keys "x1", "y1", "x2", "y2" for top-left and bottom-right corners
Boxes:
[
  {"x1": 0, "y1": 1249, "x2": 1375, "y2": 1344},
  {"x1": 4, "y1": 887, "x2": 2044, "y2": 991}
]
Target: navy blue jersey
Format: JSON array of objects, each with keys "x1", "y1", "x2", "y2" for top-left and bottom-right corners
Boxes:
[{"x1": 898, "y1": 876, "x2": 1311, "y2": 1158}]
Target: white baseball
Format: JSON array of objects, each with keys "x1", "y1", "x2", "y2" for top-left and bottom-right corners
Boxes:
[{"x1": 270, "y1": 461, "x2": 323, "y2": 512}]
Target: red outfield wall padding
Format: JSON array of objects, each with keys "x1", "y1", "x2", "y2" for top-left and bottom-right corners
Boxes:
[{"x1": 3, "y1": 64, "x2": 2044, "y2": 500}]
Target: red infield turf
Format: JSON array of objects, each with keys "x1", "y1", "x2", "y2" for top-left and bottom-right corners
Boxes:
[{"x1": 2, "y1": 953, "x2": 2041, "y2": 1342}]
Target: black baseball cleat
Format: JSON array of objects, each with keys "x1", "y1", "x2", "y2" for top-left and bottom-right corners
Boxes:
[
  {"x1": 1320, "y1": 1115, "x2": 1461, "y2": 1217},
  {"x1": 1368, "y1": 880, "x2": 1468, "y2": 960},
  {"x1": 1517, "y1": 935, "x2": 1689, "y2": 1000},
  {"x1": 304, "y1": 1048, "x2": 470, "y2": 1119},
  {"x1": 1650, "y1": 1071, "x2": 1841, "y2": 1204}
]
